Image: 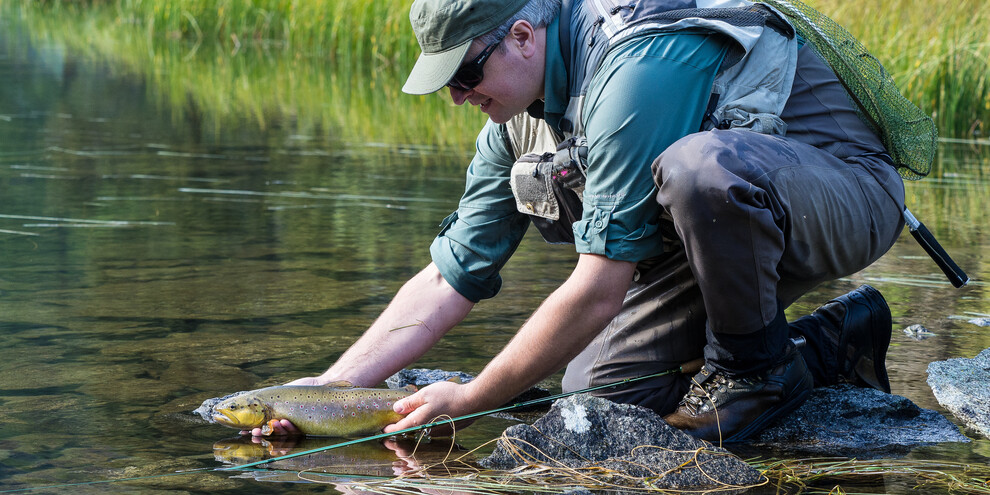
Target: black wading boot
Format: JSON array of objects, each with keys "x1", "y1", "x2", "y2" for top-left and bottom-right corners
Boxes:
[
  {"x1": 809, "y1": 284, "x2": 893, "y2": 393},
  {"x1": 663, "y1": 343, "x2": 813, "y2": 443}
]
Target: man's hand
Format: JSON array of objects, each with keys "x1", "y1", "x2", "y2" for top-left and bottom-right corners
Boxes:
[
  {"x1": 382, "y1": 380, "x2": 483, "y2": 437},
  {"x1": 243, "y1": 418, "x2": 302, "y2": 437}
]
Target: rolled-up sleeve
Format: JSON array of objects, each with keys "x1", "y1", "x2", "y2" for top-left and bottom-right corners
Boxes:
[
  {"x1": 573, "y1": 32, "x2": 729, "y2": 261},
  {"x1": 430, "y1": 121, "x2": 531, "y2": 302}
]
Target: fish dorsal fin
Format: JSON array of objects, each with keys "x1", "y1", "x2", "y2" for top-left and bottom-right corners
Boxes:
[
  {"x1": 323, "y1": 380, "x2": 354, "y2": 388},
  {"x1": 447, "y1": 376, "x2": 462, "y2": 384}
]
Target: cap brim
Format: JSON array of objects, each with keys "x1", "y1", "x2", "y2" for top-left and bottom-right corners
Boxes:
[{"x1": 402, "y1": 41, "x2": 472, "y2": 95}]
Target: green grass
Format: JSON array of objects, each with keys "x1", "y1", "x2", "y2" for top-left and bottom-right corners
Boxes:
[
  {"x1": 5, "y1": 0, "x2": 988, "y2": 146},
  {"x1": 4, "y1": 0, "x2": 485, "y2": 147},
  {"x1": 816, "y1": 0, "x2": 990, "y2": 140}
]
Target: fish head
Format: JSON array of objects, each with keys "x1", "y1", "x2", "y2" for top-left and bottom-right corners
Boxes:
[{"x1": 212, "y1": 395, "x2": 268, "y2": 429}]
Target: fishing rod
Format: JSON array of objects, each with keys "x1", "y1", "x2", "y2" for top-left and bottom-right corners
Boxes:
[{"x1": 219, "y1": 358, "x2": 704, "y2": 472}]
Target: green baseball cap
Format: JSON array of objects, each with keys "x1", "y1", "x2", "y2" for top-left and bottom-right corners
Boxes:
[{"x1": 402, "y1": 0, "x2": 530, "y2": 95}]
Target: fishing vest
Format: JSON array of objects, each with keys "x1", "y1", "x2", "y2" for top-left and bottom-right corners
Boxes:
[
  {"x1": 508, "y1": 0, "x2": 799, "y2": 243},
  {"x1": 556, "y1": 0, "x2": 798, "y2": 139}
]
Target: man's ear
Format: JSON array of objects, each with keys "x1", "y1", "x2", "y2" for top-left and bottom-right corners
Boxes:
[{"x1": 508, "y1": 20, "x2": 538, "y2": 57}]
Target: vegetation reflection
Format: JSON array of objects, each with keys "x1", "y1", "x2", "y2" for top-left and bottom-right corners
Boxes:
[{"x1": 5, "y1": 0, "x2": 988, "y2": 144}]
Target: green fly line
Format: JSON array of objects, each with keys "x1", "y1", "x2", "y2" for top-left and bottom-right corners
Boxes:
[{"x1": 1, "y1": 363, "x2": 691, "y2": 492}]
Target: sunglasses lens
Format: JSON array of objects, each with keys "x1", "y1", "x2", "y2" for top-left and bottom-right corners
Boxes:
[{"x1": 449, "y1": 66, "x2": 482, "y2": 90}]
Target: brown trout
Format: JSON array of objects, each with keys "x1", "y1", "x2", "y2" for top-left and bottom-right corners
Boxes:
[{"x1": 212, "y1": 382, "x2": 412, "y2": 437}]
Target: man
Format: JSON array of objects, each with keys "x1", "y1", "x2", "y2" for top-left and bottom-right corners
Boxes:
[{"x1": 261, "y1": 0, "x2": 904, "y2": 442}]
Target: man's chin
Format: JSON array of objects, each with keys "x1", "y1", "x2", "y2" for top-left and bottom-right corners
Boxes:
[{"x1": 485, "y1": 110, "x2": 514, "y2": 125}]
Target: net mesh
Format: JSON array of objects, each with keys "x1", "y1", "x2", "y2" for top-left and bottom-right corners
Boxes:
[{"x1": 763, "y1": 0, "x2": 935, "y2": 179}]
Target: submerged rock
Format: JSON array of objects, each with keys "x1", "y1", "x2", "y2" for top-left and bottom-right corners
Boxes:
[
  {"x1": 480, "y1": 394, "x2": 763, "y2": 491},
  {"x1": 927, "y1": 347, "x2": 990, "y2": 439},
  {"x1": 903, "y1": 323, "x2": 936, "y2": 341},
  {"x1": 385, "y1": 368, "x2": 477, "y2": 389},
  {"x1": 386, "y1": 368, "x2": 551, "y2": 411},
  {"x1": 754, "y1": 384, "x2": 968, "y2": 454}
]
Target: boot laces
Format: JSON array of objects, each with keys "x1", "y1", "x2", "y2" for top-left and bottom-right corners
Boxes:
[{"x1": 682, "y1": 366, "x2": 756, "y2": 412}]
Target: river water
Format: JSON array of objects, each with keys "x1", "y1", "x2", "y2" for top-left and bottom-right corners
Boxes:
[{"x1": 1, "y1": 16, "x2": 989, "y2": 495}]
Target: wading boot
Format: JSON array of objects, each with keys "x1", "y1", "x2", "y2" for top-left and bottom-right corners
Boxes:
[
  {"x1": 811, "y1": 284, "x2": 892, "y2": 393},
  {"x1": 663, "y1": 344, "x2": 813, "y2": 443}
]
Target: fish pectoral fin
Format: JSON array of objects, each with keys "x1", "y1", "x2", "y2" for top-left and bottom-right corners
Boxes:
[
  {"x1": 323, "y1": 380, "x2": 354, "y2": 388},
  {"x1": 260, "y1": 419, "x2": 280, "y2": 436}
]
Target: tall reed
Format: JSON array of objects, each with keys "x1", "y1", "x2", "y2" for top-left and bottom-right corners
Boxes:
[
  {"x1": 815, "y1": 0, "x2": 989, "y2": 139},
  {"x1": 7, "y1": 0, "x2": 988, "y2": 144}
]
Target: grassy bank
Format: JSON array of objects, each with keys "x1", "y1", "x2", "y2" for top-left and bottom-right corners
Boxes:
[{"x1": 5, "y1": 0, "x2": 988, "y2": 146}]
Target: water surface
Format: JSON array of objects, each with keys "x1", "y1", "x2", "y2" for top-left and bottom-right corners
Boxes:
[{"x1": 1, "y1": 17, "x2": 989, "y2": 495}]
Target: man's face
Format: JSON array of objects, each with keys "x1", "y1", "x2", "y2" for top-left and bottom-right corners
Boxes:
[{"x1": 446, "y1": 23, "x2": 545, "y2": 124}]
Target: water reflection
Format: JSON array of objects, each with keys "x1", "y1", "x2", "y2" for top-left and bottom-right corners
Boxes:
[
  {"x1": 213, "y1": 436, "x2": 472, "y2": 481},
  {"x1": 1, "y1": 11, "x2": 989, "y2": 495}
]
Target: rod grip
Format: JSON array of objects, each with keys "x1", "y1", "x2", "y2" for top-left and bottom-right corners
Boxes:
[
  {"x1": 679, "y1": 358, "x2": 705, "y2": 375},
  {"x1": 906, "y1": 216, "x2": 970, "y2": 288}
]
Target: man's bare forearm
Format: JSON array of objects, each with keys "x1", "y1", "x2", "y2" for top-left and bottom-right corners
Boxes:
[
  {"x1": 312, "y1": 263, "x2": 475, "y2": 386},
  {"x1": 462, "y1": 254, "x2": 635, "y2": 410}
]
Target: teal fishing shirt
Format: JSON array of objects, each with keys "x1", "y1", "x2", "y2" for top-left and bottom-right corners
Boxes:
[{"x1": 430, "y1": 18, "x2": 730, "y2": 303}]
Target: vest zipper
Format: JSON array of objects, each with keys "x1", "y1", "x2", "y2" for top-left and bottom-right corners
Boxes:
[{"x1": 588, "y1": 16, "x2": 605, "y2": 46}]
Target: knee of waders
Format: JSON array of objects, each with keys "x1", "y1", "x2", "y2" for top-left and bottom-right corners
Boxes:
[{"x1": 651, "y1": 130, "x2": 757, "y2": 206}]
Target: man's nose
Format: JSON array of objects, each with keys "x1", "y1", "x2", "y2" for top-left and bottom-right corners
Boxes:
[{"x1": 448, "y1": 86, "x2": 472, "y2": 105}]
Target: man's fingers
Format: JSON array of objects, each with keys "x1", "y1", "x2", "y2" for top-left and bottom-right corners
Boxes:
[
  {"x1": 393, "y1": 393, "x2": 425, "y2": 415},
  {"x1": 245, "y1": 419, "x2": 301, "y2": 437}
]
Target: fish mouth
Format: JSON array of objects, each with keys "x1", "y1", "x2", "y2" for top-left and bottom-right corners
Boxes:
[{"x1": 212, "y1": 410, "x2": 242, "y2": 427}]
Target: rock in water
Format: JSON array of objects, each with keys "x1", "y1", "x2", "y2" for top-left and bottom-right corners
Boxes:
[
  {"x1": 927, "y1": 347, "x2": 990, "y2": 439},
  {"x1": 903, "y1": 323, "x2": 936, "y2": 340},
  {"x1": 480, "y1": 394, "x2": 762, "y2": 491},
  {"x1": 754, "y1": 384, "x2": 968, "y2": 455},
  {"x1": 386, "y1": 368, "x2": 551, "y2": 411},
  {"x1": 385, "y1": 368, "x2": 476, "y2": 389}
]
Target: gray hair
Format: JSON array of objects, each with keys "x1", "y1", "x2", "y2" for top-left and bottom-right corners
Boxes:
[{"x1": 477, "y1": 0, "x2": 562, "y2": 48}]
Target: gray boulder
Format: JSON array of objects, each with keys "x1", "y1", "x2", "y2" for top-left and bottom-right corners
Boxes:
[
  {"x1": 480, "y1": 394, "x2": 762, "y2": 491},
  {"x1": 754, "y1": 384, "x2": 968, "y2": 454},
  {"x1": 387, "y1": 368, "x2": 551, "y2": 411},
  {"x1": 927, "y1": 347, "x2": 990, "y2": 439},
  {"x1": 385, "y1": 368, "x2": 477, "y2": 389}
]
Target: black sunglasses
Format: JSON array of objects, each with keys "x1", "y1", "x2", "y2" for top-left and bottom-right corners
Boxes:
[{"x1": 447, "y1": 38, "x2": 503, "y2": 91}]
